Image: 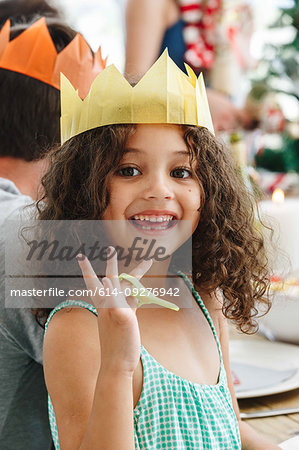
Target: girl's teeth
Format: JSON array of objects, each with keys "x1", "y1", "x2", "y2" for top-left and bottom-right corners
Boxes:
[{"x1": 133, "y1": 215, "x2": 174, "y2": 222}]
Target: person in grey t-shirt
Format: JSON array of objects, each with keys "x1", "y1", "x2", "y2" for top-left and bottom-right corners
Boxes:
[
  {"x1": 0, "y1": 15, "x2": 78, "y2": 450},
  {"x1": 0, "y1": 180, "x2": 51, "y2": 449}
]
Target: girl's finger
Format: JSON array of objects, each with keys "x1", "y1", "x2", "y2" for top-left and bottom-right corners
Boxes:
[
  {"x1": 118, "y1": 258, "x2": 153, "y2": 292},
  {"x1": 102, "y1": 277, "x2": 127, "y2": 309},
  {"x1": 106, "y1": 247, "x2": 121, "y2": 289},
  {"x1": 76, "y1": 254, "x2": 103, "y2": 291},
  {"x1": 119, "y1": 259, "x2": 153, "y2": 311},
  {"x1": 129, "y1": 258, "x2": 153, "y2": 280}
]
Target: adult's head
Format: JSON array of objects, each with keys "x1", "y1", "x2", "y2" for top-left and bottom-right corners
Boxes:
[
  {"x1": 0, "y1": 18, "x2": 77, "y2": 161},
  {"x1": 0, "y1": 0, "x2": 61, "y2": 27}
]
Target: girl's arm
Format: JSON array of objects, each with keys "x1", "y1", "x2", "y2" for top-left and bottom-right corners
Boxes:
[
  {"x1": 125, "y1": 0, "x2": 177, "y2": 81},
  {"x1": 217, "y1": 310, "x2": 281, "y2": 450},
  {"x1": 44, "y1": 255, "x2": 151, "y2": 450},
  {"x1": 44, "y1": 307, "x2": 135, "y2": 450}
]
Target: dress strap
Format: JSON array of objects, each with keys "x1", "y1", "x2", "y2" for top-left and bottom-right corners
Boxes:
[
  {"x1": 178, "y1": 272, "x2": 224, "y2": 366},
  {"x1": 44, "y1": 300, "x2": 97, "y2": 333}
]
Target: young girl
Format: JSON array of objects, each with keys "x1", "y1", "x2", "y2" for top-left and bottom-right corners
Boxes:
[{"x1": 37, "y1": 53, "x2": 279, "y2": 449}]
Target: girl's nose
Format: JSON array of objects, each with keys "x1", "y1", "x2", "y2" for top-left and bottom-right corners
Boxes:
[{"x1": 141, "y1": 173, "x2": 174, "y2": 200}]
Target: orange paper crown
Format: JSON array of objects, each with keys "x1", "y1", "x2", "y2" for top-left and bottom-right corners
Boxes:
[{"x1": 0, "y1": 18, "x2": 107, "y2": 98}]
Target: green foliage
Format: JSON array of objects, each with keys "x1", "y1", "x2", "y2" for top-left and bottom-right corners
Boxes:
[
  {"x1": 255, "y1": 134, "x2": 299, "y2": 173},
  {"x1": 252, "y1": 0, "x2": 299, "y2": 100}
]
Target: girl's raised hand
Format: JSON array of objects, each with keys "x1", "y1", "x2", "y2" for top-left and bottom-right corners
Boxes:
[{"x1": 77, "y1": 248, "x2": 152, "y2": 376}]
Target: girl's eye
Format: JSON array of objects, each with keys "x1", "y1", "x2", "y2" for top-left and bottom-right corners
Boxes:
[
  {"x1": 170, "y1": 168, "x2": 192, "y2": 179},
  {"x1": 118, "y1": 167, "x2": 141, "y2": 177}
]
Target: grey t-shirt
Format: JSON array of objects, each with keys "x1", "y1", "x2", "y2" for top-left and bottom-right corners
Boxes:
[{"x1": 0, "y1": 178, "x2": 52, "y2": 449}]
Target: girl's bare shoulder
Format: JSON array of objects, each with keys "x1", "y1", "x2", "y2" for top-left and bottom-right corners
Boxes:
[
  {"x1": 44, "y1": 306, "x2": 100, "y2": 375},
  {"x1": 45, "y1": 306, "x2": 98, "y2": 342}
]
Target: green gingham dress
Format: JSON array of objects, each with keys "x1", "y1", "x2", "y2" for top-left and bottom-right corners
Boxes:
[{"x1": 45, "y1": 274, "x2": 241, "y2": 449}]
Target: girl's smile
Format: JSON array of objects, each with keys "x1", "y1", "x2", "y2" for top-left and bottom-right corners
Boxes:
[
  {"x1": 103, "y1": 124, "x2": 202, "y2": 238},
  {"x1": 129, "y1": 210, "x2": 177, "y2": 233}
]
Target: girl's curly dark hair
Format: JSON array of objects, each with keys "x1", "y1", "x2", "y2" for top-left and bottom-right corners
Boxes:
[{"x1": 34, "y1": 124, "x2": 270, "y2": 332}]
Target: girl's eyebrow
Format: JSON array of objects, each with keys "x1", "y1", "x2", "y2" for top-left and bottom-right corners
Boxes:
[{"x1": 123, "y1": 147, "x2": 190, "y2": 156}]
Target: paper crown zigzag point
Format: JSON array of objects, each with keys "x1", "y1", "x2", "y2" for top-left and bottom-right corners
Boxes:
[
  {"x1": 0, "y1": 17, "x2": 106, "y2": 98},
  {"x1": 60, "y1": 48, "x2": 214, "y2": 143}
]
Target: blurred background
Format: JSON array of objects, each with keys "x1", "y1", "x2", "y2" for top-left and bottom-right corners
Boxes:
[
  {"x1": 1, "y1": 0, "x2": 299, "y2": 339},
  {"x1": 29, "y1": 0, "x2": 298, "y2": 196}
]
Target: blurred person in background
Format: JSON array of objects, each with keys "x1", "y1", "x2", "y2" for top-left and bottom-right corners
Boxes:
[
  {"x1": 0, "y1": 11, "x2": 76, "y2": 449},
  {"x1": 125, "y1": 0, "x2": 249, "y2": 132},
  {"x1": 0, "y1": 0, "x2": 61, "y2": 27}
]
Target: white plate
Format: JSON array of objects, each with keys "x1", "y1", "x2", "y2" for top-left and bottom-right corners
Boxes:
[
  {"x1": 279, "y1": 435, "x2": 299, "y2": 450},
  {"x1": 229, "y1": 340, "x2": 299, "y2": 399}
]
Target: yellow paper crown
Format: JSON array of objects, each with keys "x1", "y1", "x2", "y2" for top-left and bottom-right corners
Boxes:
[
  {"x1": 60, "y1": 49, "x2": 214, "y2": 144},
  {"x1": 0, "y1": 18, "x2": 107, "y2": 98}
]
